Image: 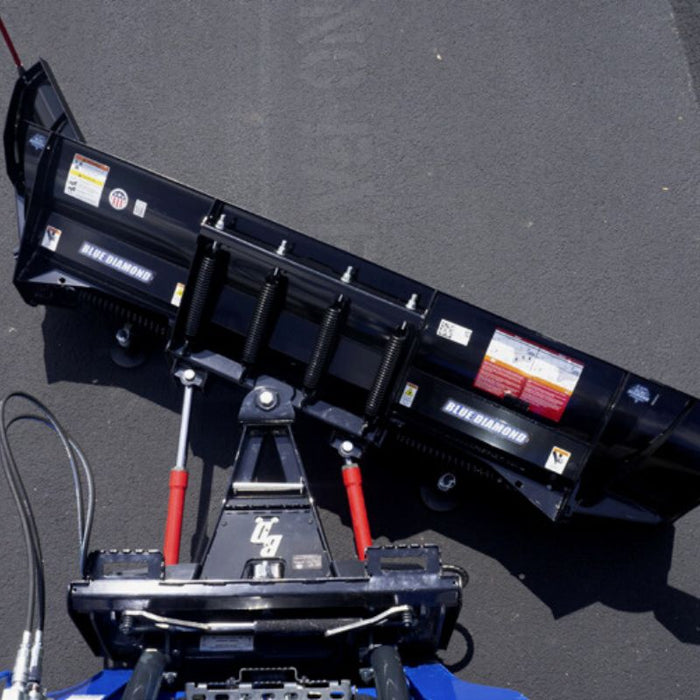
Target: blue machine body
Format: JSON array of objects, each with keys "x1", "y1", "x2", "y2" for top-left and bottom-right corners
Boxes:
[{"x1": 3, "y1": 667, "x2": 527, "y2": 700}]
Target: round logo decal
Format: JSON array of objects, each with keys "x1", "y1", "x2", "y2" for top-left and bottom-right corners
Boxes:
[{"x1": 109, "y1": 188, "x2": 129, "y2": 210}]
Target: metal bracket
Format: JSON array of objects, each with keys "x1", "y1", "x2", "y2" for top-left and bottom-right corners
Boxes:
[{"x1": 199, "y1": 381, "x2": 334, "y2": 580}]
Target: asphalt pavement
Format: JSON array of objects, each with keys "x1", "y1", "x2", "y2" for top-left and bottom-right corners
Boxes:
[{"x1": 0, "y1": 2, "x2": 698, "y2": 699}]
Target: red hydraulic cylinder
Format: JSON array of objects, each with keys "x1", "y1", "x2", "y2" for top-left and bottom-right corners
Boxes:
[
  {"x1": 163, "y1": 469, "x2": 188, "y2": 565},
  {"x1": 163, "y1": 376, "x2": 195, "y2": 565},
  {"x1": 342, "y1": 463, "x2": 372, "y2": 560}
]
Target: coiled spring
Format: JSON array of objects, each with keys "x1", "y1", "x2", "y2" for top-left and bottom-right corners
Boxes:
[
  {"x1": 303, "y1": 297, "x2": 345, "y2": 393},
  {"x1": 184, "y1": 252, "x2": 217, "y2": 340},
  {"x1": 77, "y1": 289, "x2": 167, "y2": 336},
  {"x1": 394, "y1": 432, "x2": 498, "y2": 482},
  {"x1": 364, "y1": 328, "x2": 406, "y2": 419},
  {"x1": 242, "y1": 271, "x2": 283, "y2": 365}
]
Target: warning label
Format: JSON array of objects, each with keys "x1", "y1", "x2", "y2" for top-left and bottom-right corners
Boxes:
[
  {"x1": 474, "y1": 329, "x2": 583, "y2": 422},
  {"x1": 545, "y1": 446, "x2": 571, "y2": 474},
  {"x1": 170, "y1": 282, "x2": 185, "y2": 307},
  {"x1": 41, "y1": 225, "x2": 62, "y2": 252},
  {"x1": 436, "y1": 319, "x2": 472, "y2": 347},
  {"x1": 399, "y1": 382, "x2": 419, "y2": 408},
  {"x1": 64, "y1": 154, "x2": 109, "y2": 207}
]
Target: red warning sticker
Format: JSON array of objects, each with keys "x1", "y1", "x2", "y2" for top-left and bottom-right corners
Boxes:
[{"x1": 474, "y1": 329, "x2": 584, "y2": 422}]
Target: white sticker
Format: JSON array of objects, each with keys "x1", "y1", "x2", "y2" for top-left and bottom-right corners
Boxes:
[
  {"x1": 545, "y1": 446, "x2": 571, "y2": 474},
  {"x1": 437, "y1": 319, "x2": 472, "y2": 347},
  {"x1": 292, "y1": 554, "x2": 323, "y2": 570},
  {"x1": 109, "y1": 188, "x2": 129, "y2": 210},
  {"x1": 171, "y1": 282, "x2": 185, "y2": 307},
  {"x1": 64, "y1": 153, "x2": 109, "y2": 207},
  {"x1": 399, "y1": 382, "x2": 419, "y2": 408},
  {"x1": 41, "y1": 225, "x2": 62, "y2": 252},
  {"x1": 133, "y1": 199, "x2": 148, "y2": 218},
  {"x1": 200, "y1": 635, "x2": 253, "y2": 652}
]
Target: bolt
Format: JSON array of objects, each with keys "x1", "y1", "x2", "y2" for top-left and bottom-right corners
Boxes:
[
  {"x1": 162, "y1": 672, "x2": 177, "y2": 686},
  {"x1": 437, "y1": 472, "x2": 457, "y2": 493},
  {"x1": 119, "y1": 615, "x2": 133, "y2": 635},
  {"x1": 405, "y1": 293, "x2": 419, "y2": 310},
  {"x1": 339, "y1": 440, "x2": 354, "y2": 457},
  {"x1": 183, "y1": 368, "x2": 196, "y2": 382},
  {"x1": 257, "y1": 389, "x2": 277, "y2": 410},
  {"x1": 115, "y1": 325, "x2": 131, "y2": 348},
  {"x1": 359, "y1": 667, "x2": 374, "y2": 683},
  {"x1": 340, "y1": 265, "x2": 354, "y2": 283},
  {"x1": 276, "y1": 239, "x2": 289, "y2": 256}
]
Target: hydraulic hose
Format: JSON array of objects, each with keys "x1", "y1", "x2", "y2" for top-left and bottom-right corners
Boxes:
[
  {"x1": 121, "y1": 650, "x2": 168, "y2": 700},
  {"x1": 370, "y1": 646, "x2": 409, "y2": 700}
]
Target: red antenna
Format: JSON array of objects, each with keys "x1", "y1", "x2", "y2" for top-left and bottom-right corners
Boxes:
[{"x1": 0, "y1": 16, "x2": 24, "y2": 74}]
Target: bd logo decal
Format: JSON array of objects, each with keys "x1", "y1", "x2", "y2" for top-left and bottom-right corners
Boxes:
[{"x1": 250, "y1": 516, "x2": 283, "y2": 557}]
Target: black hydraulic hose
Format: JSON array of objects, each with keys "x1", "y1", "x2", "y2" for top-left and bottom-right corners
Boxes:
[
  {"x1": 8, "y1": 415, "x2": 83, "y2": 542},
  {"x1": 71, "y1": 438, "x2": 95, "y2": 576},
  {"x1": 370, "y1": 645, "x2": 409, "y2": 700},
  {"x1": 0, "y1": 420, "x2": 41, "y2": 631},
  {"x1": 121, "y1": 650, "x2": 168, "y2": 700},
  {"x1": 8, "y1": 414, "x2": 95, "y2": 576},
  {"x1": 0, "y1": 391, "x2": 97, "y2": 634}
]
